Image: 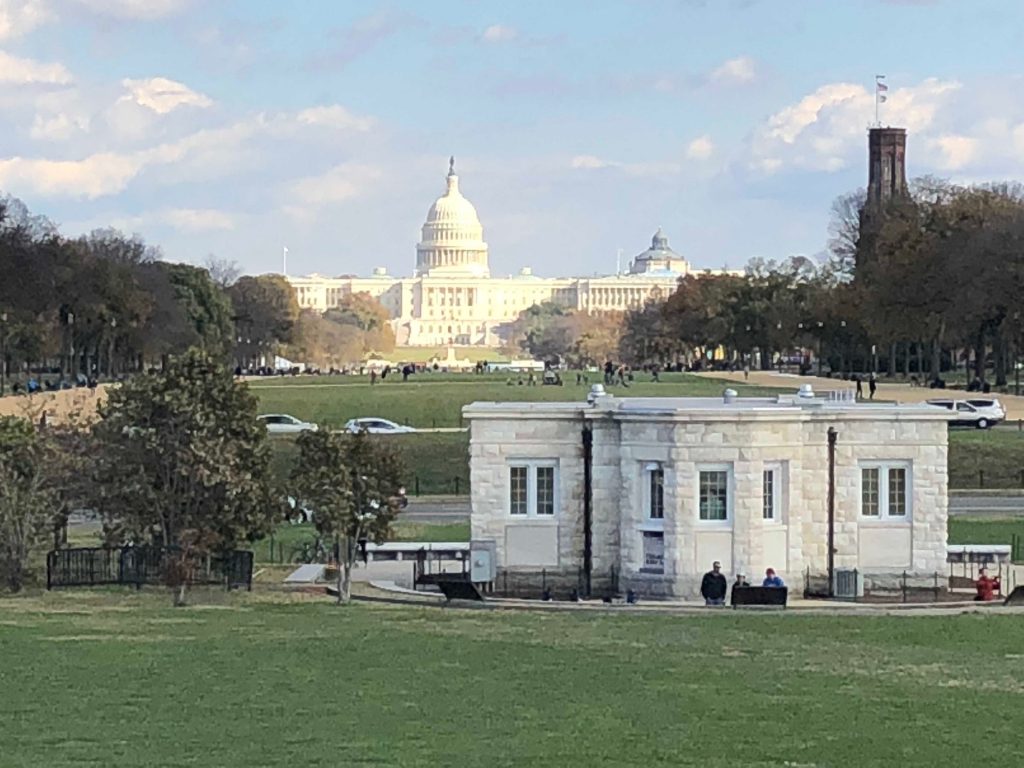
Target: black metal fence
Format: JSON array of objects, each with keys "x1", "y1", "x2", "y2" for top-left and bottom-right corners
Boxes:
[{"x1": 46, "y1": 547, "x2": 253, "y2": 591}]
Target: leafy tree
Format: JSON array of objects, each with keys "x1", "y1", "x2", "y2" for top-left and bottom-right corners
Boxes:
[
  {"x1": 167, "y1": 264, "x2": 234, "y2": 352},
  {"x1": 291, "y1": 429, "x2": 405, "y2": 604},
  {"x1": 0, "y1": 417, "x2": 56, "y2": 591},
  {"x1": 228, "y1": 275, "x2": 301, "y2": 366},
  {"x1": 90, "y1": 348, "x2": 279, "y2": 605},
  {"x1": 323, "y1": 292, "x2": 396, "y2": 354}
]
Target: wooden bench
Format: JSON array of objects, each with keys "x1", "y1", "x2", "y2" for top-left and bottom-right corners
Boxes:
[{"x1": 731, "y1": 586, "x2": 788, "y2": 608}]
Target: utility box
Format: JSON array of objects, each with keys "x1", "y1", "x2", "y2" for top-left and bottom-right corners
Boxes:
[
  {"x1": 833, "y1": 568, "x2": 864, "y2": 600},
  {"x1": 470, "y1": 539, "x2": 497, "y2": 584}
]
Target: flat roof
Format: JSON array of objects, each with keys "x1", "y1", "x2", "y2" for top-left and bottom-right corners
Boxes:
[{"x1": 463, "y1": 388, "x2": 953, "y2": 421}]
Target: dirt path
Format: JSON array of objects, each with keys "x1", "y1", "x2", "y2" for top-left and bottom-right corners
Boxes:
[
  {"x1": 0, "y1": 386, "x2": 108, "y2": 425},
  {"x1": 701, "y1": 369, "x2": 1024, "y2": 421}
]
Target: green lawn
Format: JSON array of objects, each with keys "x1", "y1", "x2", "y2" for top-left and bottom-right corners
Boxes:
[
  {"x1": 270, "y1": 432, "x2": 469, "y2": 496},
  {"x1": 1, "y1": 593, "x2": 1022, "y2": 767},
  {"x1": 256, "y1": 375, "x2": 1024, "y2": 494},
  {"x1": 249, "y1": 372, "x2": 779, "y2": 429},
  {"x1": 949, "y1": 517, "x2": 1024, "y2": 557},
  {"x1": 948, "y1": 428, "x2": 1024, "y2": 489}
]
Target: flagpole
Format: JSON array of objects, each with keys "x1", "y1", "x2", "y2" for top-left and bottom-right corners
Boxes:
[
  {"x1": 874, "y1": 74, "x2": 886, "y2": 127},
  {"x1": 282, "y1": 246, "x2": 288, "y2": 276}
]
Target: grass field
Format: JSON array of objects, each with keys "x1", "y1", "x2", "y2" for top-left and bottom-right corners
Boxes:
[
  {"x1": 947, "y1": 428, "x2": 1024, "y2": 489},
  {"x1": 249, "y1": 371, "x2": 779, "y2": 428},
  {"x1": 948, "y1": 517, "x2": 1024, "y2": 550},
  {"x1": 1, "y1": 592, "x2": 1022, "y2": 767},
  {"x1": 258, "y1": 372, "x2": 775, "y2": 496},
  {"x1": 254, "y1": 373, "x2": 1024, "y2": 491}
]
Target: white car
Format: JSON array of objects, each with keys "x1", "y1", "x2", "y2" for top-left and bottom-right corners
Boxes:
[
  {"x1": 258, "y1": 414, "x2": 319, "y2": 434},
  {"x1": 344, "y1": 417, "x2": 416, "y2": 435},
  {"x1": 925, "y1": 398, "x2": 1005, "y2": 429}
]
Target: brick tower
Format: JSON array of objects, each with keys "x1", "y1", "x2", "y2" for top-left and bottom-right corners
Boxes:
[{"x1": 866, "y1": 127, "x2": 907, "y2": 208}]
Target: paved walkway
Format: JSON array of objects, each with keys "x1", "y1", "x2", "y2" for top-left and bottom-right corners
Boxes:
[{"x1": 700, "y1": 370, "x2": 1024, "y2": 421}]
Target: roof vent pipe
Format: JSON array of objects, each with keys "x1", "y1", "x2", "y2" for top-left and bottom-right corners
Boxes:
[
  {"x1": 587, "y1": 384, "x2": 607, "y2": 404},
  {"x1": 723, "y1": 388, "x2": 738, "y2": 404},
  {"x1": 798, "y1": 383, "x2": 815, "y2": 399}
]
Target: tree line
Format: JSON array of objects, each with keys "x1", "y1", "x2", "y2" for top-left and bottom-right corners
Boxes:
[
  {"x1": 0, "y1": 195, "x2": 394, "y2": 384},
  {"x1": 516, "y1": 178, "x2": 1024, "y2": 386}
]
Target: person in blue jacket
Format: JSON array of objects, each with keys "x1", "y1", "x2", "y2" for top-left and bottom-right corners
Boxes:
[{"x1": 762, "y1": 568, "x2": 785, "y2": 588}]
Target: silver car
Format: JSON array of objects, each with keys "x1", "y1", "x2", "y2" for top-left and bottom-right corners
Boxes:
[
  {"x1": 258, "y1": 414, "x2": 319, "y2": 434},
  {"x1": 344, "y1": 417, "x2": 416, "y2": 435}
]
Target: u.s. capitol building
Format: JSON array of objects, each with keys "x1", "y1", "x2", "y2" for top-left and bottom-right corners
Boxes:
[{"x1": 286, "y1": 159, "x2": 741, "y2": 347}]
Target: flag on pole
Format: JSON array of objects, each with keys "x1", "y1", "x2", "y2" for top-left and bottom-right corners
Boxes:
[{"x1": 876, "y1": 76, "x2": 888, "y2": 103}]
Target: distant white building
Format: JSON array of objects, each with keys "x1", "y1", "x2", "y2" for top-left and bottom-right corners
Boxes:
[
  {"x1": 464, "y1": 386, "x2": 950, "y2": 598},
  {"x1": 286, "y1": 158, "x2": 741, "y2": 347}
]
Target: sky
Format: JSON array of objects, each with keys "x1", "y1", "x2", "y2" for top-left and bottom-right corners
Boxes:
[{"x1": 2, "y1": 0, "x2": 1024, "y2": 279}]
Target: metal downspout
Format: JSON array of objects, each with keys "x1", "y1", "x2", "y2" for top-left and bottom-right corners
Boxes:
[{"x1": 827, "y1": 427, "x2": 837, "y2": 597}]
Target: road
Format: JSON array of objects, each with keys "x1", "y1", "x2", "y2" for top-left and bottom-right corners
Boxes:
[{"x1": 949, "y1": 494, "x2": 1024, "y2": 516}]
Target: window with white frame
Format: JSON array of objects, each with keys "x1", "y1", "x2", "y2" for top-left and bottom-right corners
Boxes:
[
  {"x1": 762, "y1": 462, "x2": 784, "y2": 522},
  {"x1": 642, "y1": 462, "x2": 665, "y2": 521},
  {"x1": 860, "y1": 463, "x2": 910, "y2": 519},
  {"x1": 508, "y1": 462, "x2": 557, "y2": 517},
  {"x1": 698, "y1": 467, "x2": 731, "y2": 522}
]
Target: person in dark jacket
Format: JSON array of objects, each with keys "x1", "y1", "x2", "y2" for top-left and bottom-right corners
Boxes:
[{"x1": 700, "y1": 561, "x2": 727, "y2": 606}]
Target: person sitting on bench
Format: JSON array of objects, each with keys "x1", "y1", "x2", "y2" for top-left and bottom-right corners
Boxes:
[
  {"x1": 733, "y1": 572, "x2": 750, "y2": 590},
  {"x1": 762, "y1": 568, "x2": 784, "y2": 588},
  {"x1": 975, "y1": 568, "x2": 1000, "y2": 602}
]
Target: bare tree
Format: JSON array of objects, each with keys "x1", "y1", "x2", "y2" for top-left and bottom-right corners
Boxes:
[{"x1": 204, "y1": 255, "x2": 242, "y2": 289}]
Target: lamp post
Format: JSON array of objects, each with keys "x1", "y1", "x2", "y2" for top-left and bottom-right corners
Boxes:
[
  {"x1": 1, "y1": 311, "x2": 7, "y2": 397},
  {"x1": 67, "y1": 312, "x2": 75, "y2": 381},
  {"x1": 108, "y1": 317, "x2": 117, "y2": 378},
  {"x1": 817, "y1": 321, "x2": 824, "y2": 377}
]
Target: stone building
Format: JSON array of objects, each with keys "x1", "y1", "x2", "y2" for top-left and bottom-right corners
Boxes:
[
  {"x1": 286, "y1": 159, "x2": 742, "y2": 347},
  {"x1": 464, "y1": 385, "x2": 949, "y2": 598}
]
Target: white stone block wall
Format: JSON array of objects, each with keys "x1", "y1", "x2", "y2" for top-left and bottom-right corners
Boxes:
[{"x1": 467, "y1": 400, "x2": 950, "y2": 599}]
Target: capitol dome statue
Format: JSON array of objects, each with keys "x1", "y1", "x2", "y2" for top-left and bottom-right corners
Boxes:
[{"x1": 415, "y1": 157, "x2": 490, "y2": 277}]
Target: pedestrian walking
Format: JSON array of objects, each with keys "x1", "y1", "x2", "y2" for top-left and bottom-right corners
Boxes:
[
  {"x1": 868, "y1": 372, "x2": 877, "y2": 400},
  {"x1": 700, "y1": 561, "x2": 727, "y2": 606}
]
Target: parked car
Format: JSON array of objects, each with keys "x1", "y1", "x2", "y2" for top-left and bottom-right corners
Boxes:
[
  {"x1": 924, "y1": 398, "x2": 1005, "y2": 429},
  {"x1": 258, "y1": 414, "x2": 319, "y2": 434},
  {"x1": 344, "y1": 417, "x2": 416, "y2": 435}
]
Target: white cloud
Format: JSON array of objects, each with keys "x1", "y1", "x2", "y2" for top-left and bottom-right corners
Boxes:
[
  {"x1": 0, "y1": 49, "x2": 71, "y2": 84},
  {"x1": 571, "y1": 154, "x2": 611, "y2": 170},
  {"x1": 284, "y1": 162, "x2": 382, "y2": 220},
  {"x1": 686, "y1": 135, "x2": 714, "y2": 160},
  {"x1": 0, "y1": 0, "x2": 51, "y2": 40},
  {"x1": 748, "y1": 78, "x2": 961, "y2": 174},
  {"x1": 481, "y1": 24, "x2": 517, "y2": 43},
  {"x1": 70, "y1": 0, "x2": 191, "y2": 20},
  {"x1": 0, "y1": 151, "x2": 143, "y2": 198},
  {"x1": 709, "y1": 56, "x2": 756, "y2": 86},
  {"x1": 296, "y1": 104, "x2": 374, "y2": 132},
  {"x1": 159, "y1": 207, "x2": 234, "y2": 232},
  {"x1": 30, "y1": 110, "x2": 90, "y2": 140},
  {"x1": 927, "y1": 134, "x2": 978, "y2": 170},
  {"x1": 120, "y1": 76, "x2": 212, "y2": 114},
  {"x1": 569, "y1": 154, "x2": 680, "y2": 177}
]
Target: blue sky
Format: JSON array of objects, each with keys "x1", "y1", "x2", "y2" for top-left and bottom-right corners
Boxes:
[{"x1": 2, "y1": 0, "x2": 1023, "y2": 278}]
